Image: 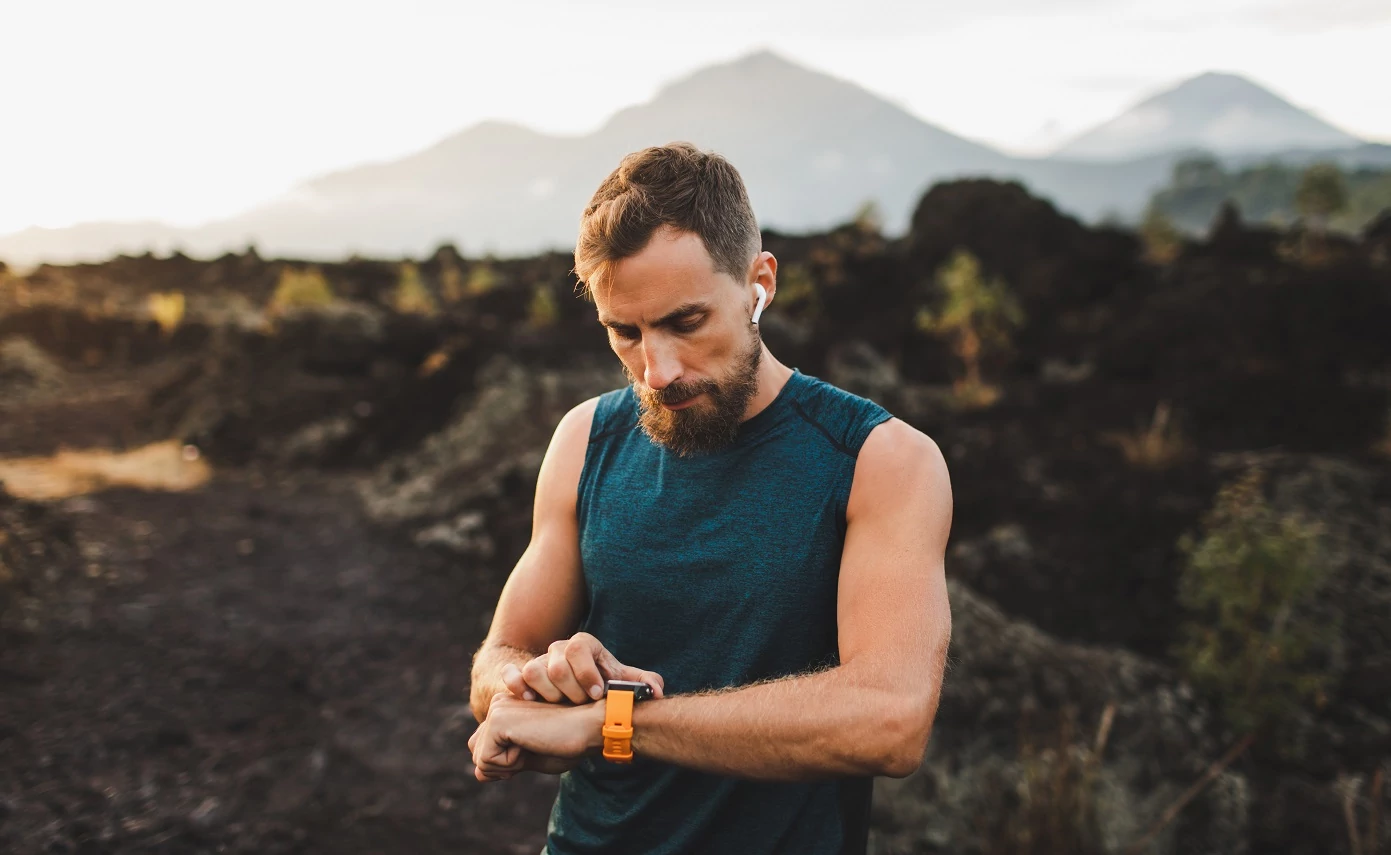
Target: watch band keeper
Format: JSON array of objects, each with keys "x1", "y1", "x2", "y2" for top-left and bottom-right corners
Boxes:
[{"x1": 602, "y1": 724, "x2": 634, "y2": 762}]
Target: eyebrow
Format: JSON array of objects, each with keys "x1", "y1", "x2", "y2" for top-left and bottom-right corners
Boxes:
[{"x1": 599, "y1": 301, "x2": 711, "y2": 331}]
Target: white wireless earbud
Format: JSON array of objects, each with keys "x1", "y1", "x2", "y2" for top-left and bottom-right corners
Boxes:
[{"x1": 750, "y1": 283, "x2": 768, "y2": 325}]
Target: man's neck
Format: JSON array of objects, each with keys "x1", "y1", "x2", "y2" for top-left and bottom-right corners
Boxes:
[{"x1": 741, "y1": 347, "x2": 794, "y2": 423}]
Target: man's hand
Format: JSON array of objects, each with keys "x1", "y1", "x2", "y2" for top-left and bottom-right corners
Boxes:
[
  {"x1": 468, "y1": 692, "x2": 605, "y2": 782},
  {"x1": 501, "y1": 632, "x2": 665, "y2": 704}
]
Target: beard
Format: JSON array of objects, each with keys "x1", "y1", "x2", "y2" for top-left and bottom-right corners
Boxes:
[{"x1": 625, "y1": 328, "x2": 763, "y2": 457}]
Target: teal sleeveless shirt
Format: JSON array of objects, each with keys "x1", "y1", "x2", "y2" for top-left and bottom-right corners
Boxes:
[{"x1": 545, "y1": 368, "x2": 894, "y2": 855}]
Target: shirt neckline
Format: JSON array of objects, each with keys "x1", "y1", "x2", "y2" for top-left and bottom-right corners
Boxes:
[{"x1": 735, "y1": 367, "x2": 804, "y2": 442}]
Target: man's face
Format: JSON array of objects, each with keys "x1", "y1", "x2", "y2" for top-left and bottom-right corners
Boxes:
[{"x1": 592, "y1": 225, "x2": 766, "y2": 456}]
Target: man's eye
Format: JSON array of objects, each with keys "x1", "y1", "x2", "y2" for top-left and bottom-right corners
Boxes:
[
  {"x1": 612, "y1": 327, "x2": 640, "y2": 341},
  {"x1": 673, "y1": 317, "x2": 704, "y2": 334}
]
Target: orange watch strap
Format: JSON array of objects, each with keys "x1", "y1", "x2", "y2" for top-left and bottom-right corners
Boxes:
[{"x1": 601, "y1": 688, "x2": 635, "y2": 763}]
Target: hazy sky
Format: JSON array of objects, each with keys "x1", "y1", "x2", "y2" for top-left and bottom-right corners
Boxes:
[{"x1": 2, "y1": 0, "x2": 1387, "y2": 236}]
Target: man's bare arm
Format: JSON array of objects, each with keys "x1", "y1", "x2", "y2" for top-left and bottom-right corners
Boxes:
[
  {"x1": 468, "y1": 397, "x2": 597, "y2": 723},
  {"x1": 624, "y1": 419, "x2": 953, "y2": 780}
]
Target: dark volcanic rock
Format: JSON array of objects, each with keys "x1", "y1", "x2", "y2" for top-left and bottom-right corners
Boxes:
[
  {"x1": 0, "y1": 336, "x2": 65, "y2": 397},
  {"x1": 0, "y1": 487, "x2": 85, "y2": 634},
  {"x1": 873, "y1": 580, "x2": 1240, "y2": 855},
  {"x1": 360, "y1": 356, "x2": 624, "y2": 562}
]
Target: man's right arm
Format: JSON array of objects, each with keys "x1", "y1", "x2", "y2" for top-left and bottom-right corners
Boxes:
[{"x1": 468, "y1": 396, "x2": 598, "y2": 723}]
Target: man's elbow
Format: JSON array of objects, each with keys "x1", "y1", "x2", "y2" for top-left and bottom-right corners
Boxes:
[
  {"x1": 876, "y1": 698, "x2": 935, "y2": 778},
  {"x1": 469, "y1": 694, "x2": 489, "y2": 724}
]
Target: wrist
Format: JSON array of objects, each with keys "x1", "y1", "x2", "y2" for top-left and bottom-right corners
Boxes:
[{"x1": 581, "y1": 698, "x2": 608, "y2": 752}]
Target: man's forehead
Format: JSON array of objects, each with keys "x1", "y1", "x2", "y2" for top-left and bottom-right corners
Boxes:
[{"x1": 593, "y1": 229, "x2": 733, "y2": 321}]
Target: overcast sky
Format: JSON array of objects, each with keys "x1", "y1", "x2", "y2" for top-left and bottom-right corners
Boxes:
[{"x1": 2, "y1": 0, "x2": 1387, "y2": 236}]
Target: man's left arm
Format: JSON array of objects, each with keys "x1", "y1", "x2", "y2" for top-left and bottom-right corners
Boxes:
[
  {"x1": 624, "y1": 419, "x2": 953, "y2": 780},
  {"x1": 473, "y1": 418, "x2": 953, "y2": 782}
]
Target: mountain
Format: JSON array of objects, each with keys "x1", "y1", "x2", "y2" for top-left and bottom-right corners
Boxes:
[
  {"x1": 1053, "y1": 71, "x2": 1361, "y2": 162},
  {"x1": 173, "y1": 49, "x2": 1014, "y2": 263},
  {"x1": 0, "y1": 55, "x2": 1377, "y2": 268}
]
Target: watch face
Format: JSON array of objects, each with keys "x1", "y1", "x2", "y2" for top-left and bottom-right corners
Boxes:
[{"x1": 605, "y1": 679, "x2": 654, "y2": 701}]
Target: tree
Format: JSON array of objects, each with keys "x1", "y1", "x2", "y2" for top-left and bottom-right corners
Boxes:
[
  {"x1": 1139, "y1": 203, "x2": 1183, "y2": 264},
  {"x1": 851, "y1": 198, "x2": 883, "y2": 235},
  {"x1": 1174, "y1": 466, "x2": 1333, "y2": 741},
  {"x1": 393, "y1": 261, "x2": 438, "y2": 316},
  {"x1": 1295, "y1": 162, "x2": 1348, "y2": 235},
  {"x1": 1174, "y1": 155, "x2": 1226, "y2": 189},
  {"x1": 916, "y1": 249, "x2": 1024, "y2": 399}
]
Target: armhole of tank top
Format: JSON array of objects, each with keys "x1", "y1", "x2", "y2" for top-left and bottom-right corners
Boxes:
[
  {"x1": 834, "y1": 406, "x2": 893, "y2": 540},
  {"x1": 575, "y1": 390, "x2": 627, "y2": 532},
  {"x1": 846, "y1": 407, "x2": 894, "y2": 455}
]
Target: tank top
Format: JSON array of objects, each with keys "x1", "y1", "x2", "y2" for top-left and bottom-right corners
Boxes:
[{"x1": 545, "y1": 368, "x2": 894, "y2": 855}]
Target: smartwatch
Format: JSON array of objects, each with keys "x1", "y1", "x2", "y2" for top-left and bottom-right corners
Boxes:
[{"x1": 602, "y1": 679, "x2": 654, "y2": 763}]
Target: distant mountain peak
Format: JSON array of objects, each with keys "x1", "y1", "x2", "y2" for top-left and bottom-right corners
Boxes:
[
  {"x1": 1053, "y1": 70, "x2": 1360, "y2": 161},
  {"x1": 653, "y1": 46, "x2": 834, "y2": 98}
]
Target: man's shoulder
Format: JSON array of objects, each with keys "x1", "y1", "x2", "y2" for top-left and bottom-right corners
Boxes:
[
  {"x1": 585, "y1": 385, "x2": 638, "y2": 441},
  {"x1": 784, "y1": 371, "x2": 894, "y2": 458},
  {"x1": 550, "y1": 387, "x2": 637, "y2": 457},
  {"x1": 848, "y1": 417, "x2": 951, "y2": 517}
]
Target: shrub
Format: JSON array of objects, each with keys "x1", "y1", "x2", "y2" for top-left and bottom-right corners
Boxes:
[
  {"x1": 393, "y1": 261, "x2": 438, "y2": 316},
  {"x1": 1173, "y1": 466, "x2": 1333, "y2": 738},
  {"x1": 981, "y1": 704, "x2": 1114, "y2": 855},
  {"x1": 528, "y1": 285, "x2": 559, "y2": 328},
  {"x1": 466, "y1": 261, "x2": 501, "y2": 296},
  {"x1": 1140, "y1": 204, "x2": 1183, "y2": 264},
  {"x1": 147, "y1": 291, "x2": 186, "y2": 336},
  {"x1": 1102, "y1": 400, "x2": 1189, "y2": 469},
  {"x1": 267, "y1": 266, "x2": 334, "y2": 316},
  {"x1": 440, "y1": 259, "x2": 466, "y2": 304},
  {"x1": 916, "y1": 248, "x2": 1024, "y2": 404}
]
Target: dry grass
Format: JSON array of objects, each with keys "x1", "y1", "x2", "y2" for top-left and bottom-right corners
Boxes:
[
  {"x1": 980, "y1": 704, "x2": 1115, "y2": 855},
  {"x1": 1102, "y1": 400, "x2": 1189, "y2": 469},
  {"x1": 0, "y1": 440, "x2": 211, "y2": 500},
  {"x1": 951, "y1": 379, "x2": 1002, "y2": 411}
]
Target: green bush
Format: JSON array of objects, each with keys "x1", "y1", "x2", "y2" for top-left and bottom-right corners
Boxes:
[
  {"x1": 528, "y1": 284, "x2": 559, "y2": 328},
  {"x1": 393, "y1": 261, "x2": 438, "y2": 316},
  {"x1": 267, "y1": 266, "x2": 335, "y2": 316},
  {"x1": 466, "y1": 261, "x2": 501, "y2": 296},
  {"x1": 916, "y1": 248, "x2": 1024, "y2": 396},
  {"x1": 1174, "y1": 467, "x2": 1333, "y2": 738}
]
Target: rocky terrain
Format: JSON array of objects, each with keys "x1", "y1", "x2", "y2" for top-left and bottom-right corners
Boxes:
[{"x1": 1, "y1": 180, "x2": 1389, "y2": 853}]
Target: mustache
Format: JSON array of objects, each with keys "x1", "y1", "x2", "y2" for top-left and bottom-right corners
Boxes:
[
  {"x1": 650, "y1": 380, "x2": 716, "y2": 405},
  {"x1": 624, "y1": 370, "x2": 718, "y2": 406}
]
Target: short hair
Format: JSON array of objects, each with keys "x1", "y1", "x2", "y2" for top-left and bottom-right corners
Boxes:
[{"x1": 573, "y1": 142, "x2": 761, "y2": 298}]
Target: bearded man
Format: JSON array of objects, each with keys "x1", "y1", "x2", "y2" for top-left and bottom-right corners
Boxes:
[{"x1": 468, "y1": 142, "x2": 953, "y2": 855}]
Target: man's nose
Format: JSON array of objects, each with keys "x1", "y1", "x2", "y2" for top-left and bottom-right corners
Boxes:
[{"x1": 641, "y1": 338, "x2": 682, "y2": 391}]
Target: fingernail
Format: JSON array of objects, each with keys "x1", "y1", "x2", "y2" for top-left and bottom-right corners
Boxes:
[
  {"x1": 523, "y1": 691, "x2": 535, "y2": 701},
  {"x1": 590, "y1": 685, "x2": 604, "y2": 699}
]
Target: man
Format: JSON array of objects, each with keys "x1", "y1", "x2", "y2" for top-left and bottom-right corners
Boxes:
[{"x1": 468, "y1": 142, "x2": 952, "y2": 855}]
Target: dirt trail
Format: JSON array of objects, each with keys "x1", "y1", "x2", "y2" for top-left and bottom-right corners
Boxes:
[{"x1": 0, "y1": 467, "x2": 557, "y2": 854}]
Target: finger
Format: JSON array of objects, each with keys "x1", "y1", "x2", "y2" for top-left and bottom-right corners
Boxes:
[
  {"x1": 521, "y1": 656, "x2": 564, "y2": 703},
  {"x1": 635, "y1": 669, "x2": 666, "y2": 699},
  {"x1": 501, "y1": 663, "x2": 536, "y2": 701},
  {"x1": 475, "y1": 765, "x2": 513, "y2": 782},
  {"x1": 477, "y1": 753, "x2": 524, "y2": 775},
  {"x1": 564, "y1": 637, "x2": 607, "y2": 701},
  {"x1": 597, "y1": 650, "x2": 667, "y2": 700},
  {"x1": 547, "y1": 641, "x2": 593, "y2": 704},
  {"x1": 475, "y1": 742, "x2": 524, "y2": 777}
]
